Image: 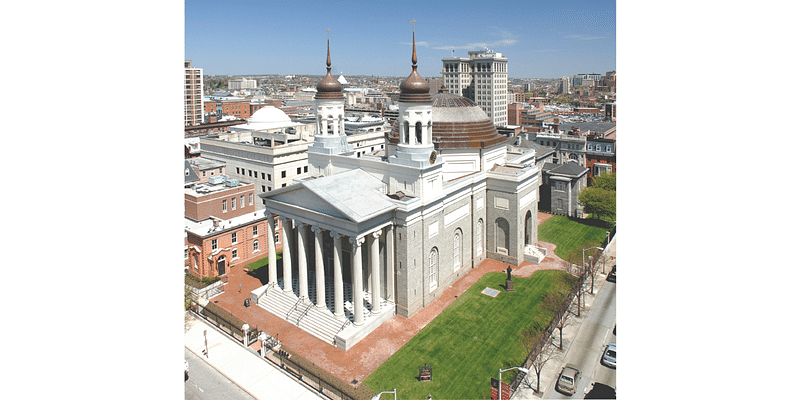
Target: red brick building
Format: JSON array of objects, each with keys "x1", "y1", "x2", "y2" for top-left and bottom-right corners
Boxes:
[
  {"x1": 185, "y1": 170, "x2": 283, "y2": 279},
  {"x1": 204, "y1": 99, "x2": 253, "y2": 119}
]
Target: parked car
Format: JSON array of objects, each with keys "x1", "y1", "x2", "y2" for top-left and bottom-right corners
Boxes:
[
  {"x1": 606, "y1": 265, "x2": 616, "y2": 283},
  {"x1": 584, "y1": 382, "x2": 616, "y2": 399},
  {"x1": 601, "y1": 342, "x2": 616, "y2": 369},
  {"x1": 556, "y1": 364, "x2": 581, "y2": 395}
]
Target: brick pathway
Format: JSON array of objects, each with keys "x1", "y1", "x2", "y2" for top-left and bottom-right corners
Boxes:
[{"x1": 207, "y1": 212, "x2": 567, "y2": 388}]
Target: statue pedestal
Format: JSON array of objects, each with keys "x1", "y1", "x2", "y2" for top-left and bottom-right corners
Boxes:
[{"x1": 505, "y1": 279, "x2": 514, "y2": 292}]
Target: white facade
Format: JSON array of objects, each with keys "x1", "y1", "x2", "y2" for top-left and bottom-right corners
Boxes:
[
  {"x1": 228, "y1": 77, "x2": 257, "y2": 90},
  {"x1": 442, "y1": 49, "x2": 508, "y2": 126}
]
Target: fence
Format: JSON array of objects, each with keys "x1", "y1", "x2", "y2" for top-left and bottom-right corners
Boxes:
[
  {"x1": 189, "y1": 302, "x2": 371, "y2": 400},
  {"x1": 508, "y1": 268, "x2": 586, "y2": 393},
  {"x1": 192, "y1": 300, "x2": 259, "y2": 346}
]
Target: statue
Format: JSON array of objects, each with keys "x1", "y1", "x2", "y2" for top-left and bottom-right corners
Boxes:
[{"x1": 505, "y1": 266, "x2": 514, "y2": 292}]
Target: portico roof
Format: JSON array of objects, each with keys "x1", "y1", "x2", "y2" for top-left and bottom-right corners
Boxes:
[{"x1": 262, "y1": 169, "x2": 396, "y2": 225}]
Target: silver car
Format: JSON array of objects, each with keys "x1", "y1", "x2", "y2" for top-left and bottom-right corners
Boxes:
[
  {"x1": 556, "y1": 364, "x2": 581, "y2": 395},
  {"x1": 601, "y1": 342, "x2": 616, "y2": 369}
]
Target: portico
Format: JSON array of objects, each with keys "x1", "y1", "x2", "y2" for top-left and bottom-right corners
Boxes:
[{"x1": 250, "y1": 169, "x2": 398, "y2": 349}]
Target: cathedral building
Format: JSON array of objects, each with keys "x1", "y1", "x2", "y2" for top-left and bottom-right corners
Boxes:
[{"x1": 249, "y1": 30, "x2": 545, "y2": 350}]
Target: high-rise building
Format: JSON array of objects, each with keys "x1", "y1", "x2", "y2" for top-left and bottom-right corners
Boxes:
[
  {"x1": 442, "y1": 49, "x2": 508, "y2": 126},
  {"x1": 559, "y1": 76, "x2": 570, "y2": 94},
  {"x1": 185, "y1": 60, "x2": 204, "y2": 126}
]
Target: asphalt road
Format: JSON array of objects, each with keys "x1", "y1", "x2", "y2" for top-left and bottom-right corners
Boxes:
[
  {"x1": 544, "y1": 278, "x2": 616, "y2": 399},
  {"x1": 184, "y1": 347, "x2": 256, "y2": 400}
]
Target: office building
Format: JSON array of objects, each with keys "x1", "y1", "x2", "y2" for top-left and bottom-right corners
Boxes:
[{"x1": 442, "y1": 49, "x2": 508, "y2": 126}]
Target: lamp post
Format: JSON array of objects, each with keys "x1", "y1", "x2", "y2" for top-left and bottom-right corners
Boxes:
[
  {"x1": 370, "y1": 388, "x2": 397, "y2": 400},
  {"x1": 582, "y1": 246, "x2": 603, "y2": 295},
  {"x1": 499, "y1": 366, "x2": 529, "y2": 400}
]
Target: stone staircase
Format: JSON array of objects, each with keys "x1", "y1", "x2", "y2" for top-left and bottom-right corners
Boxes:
[
  {"x1": 257, "y1": 274, "x2": 393, "y2": 346},
  {"x1": 523, "y1": 244, "x2": 547, "y2": 264}
]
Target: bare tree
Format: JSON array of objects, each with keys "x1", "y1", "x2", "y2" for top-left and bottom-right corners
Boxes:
[
  {"x1": 527, "y1": 334, "x2": 557, "y2": 393},
  {"x1": 542, "y1": 291, "x2": 576, "y2": 350}
]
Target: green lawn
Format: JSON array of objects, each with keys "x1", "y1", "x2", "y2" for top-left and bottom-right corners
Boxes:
[
  {"x1": 364, "y1": 270, "x2": 574, "y2": 400},
  {"x1": 538, "y1": 215, "x2": 612, "y2": 260}
]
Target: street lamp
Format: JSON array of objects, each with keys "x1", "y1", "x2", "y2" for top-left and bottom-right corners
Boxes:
[
  {"x1": 498, "y1": 366, "x2": 529, "y2": 400},
  {"x1": 370, "y1": 388, "x2": 397, "y2": 400}
]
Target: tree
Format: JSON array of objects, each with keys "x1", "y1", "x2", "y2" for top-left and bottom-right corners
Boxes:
[
  {"x1": 525, "y1": 334, "x2": 557, "y2": 393},
  {"x1": 590, "y1": 171, "x2": 616, "y2": 191},
  {"x1": 542, "y1": 291, "x2": 575, "y2": 350},
  {"x1": 578, "y1": 187, "x2": 616, "y2": 220}
]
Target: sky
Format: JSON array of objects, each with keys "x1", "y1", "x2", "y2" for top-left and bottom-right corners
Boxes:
[
  {"x1": 185, "y1": 0, "x2": 616, "y2": 79},
  {"x1": 6, "y1": 2, "x2": 800, "y2": 399}
]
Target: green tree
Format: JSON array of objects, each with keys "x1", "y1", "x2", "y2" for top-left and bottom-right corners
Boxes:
[
  {"x1": 578, "y1": 187, "x2": 616, "y2": 220},
  {"x1": 590, "y1": 171, "x2": 616, "y2": 191}
]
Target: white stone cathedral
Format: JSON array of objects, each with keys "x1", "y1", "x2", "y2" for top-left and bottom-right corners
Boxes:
[{"x1": 250, "y1": 30, "x2": 545, "y2": 350}]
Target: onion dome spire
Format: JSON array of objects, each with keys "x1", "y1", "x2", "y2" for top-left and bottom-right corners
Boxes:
[
  {"x1": 399, "y1": 19, "x2": 431, "y2": 103},
  {"x1": 315, "y1": 29, "x2": 343, "y2": 100}
]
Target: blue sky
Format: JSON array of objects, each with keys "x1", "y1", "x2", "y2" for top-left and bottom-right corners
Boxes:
[{"x1": 185, "y1": 0, "x2": 616, "y2": 78}]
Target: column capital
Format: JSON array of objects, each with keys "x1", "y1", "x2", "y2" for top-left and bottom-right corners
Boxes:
[
  {"x1": 265, "y1": 211, "x2": 274, "y2": 219},
  {"x1": 349, "y1": 236, "x2": 365, "y2": 247},
  {"x1": 329, "y1": 230, "x2": 342, "y2": 240},
  {"x1": 371, "y1": 230, "x2": 382, "y2": 239},
  {"x1": 296, "y1": 221, "x2": 307, "y2": 229},
  {"x1": 311, "y1": 225, "x2": 324, "y2": 235},
  {"x1": 278, "y1": 215, "x2": 291, "y2": 225}
]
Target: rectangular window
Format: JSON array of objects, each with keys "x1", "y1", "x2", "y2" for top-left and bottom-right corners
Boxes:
[
  {"x1": 253, "y1": 226, "x2": 258, "y2": 237},
  {"x1": 231, "y1": 197, "x2": 236, "y2": 210},
  {"x1": 219, "y1": 167, "x2": 223, "y2": 174},
  {"x1": 304, "y1": 166, "x2": 308, "y2": 173},
  {"x1": 262, "y1": 185, "x2": 266, "y2": 192},
  {"x1": 267, "y1": 174, "x2": 271, "y2": 181},
  {"x1": 261, "y1": 172, "x2": 265, "y2": 179},
  {"x1": 253, "y1": 241, "x2": 259, "y2": 252},
  {"x1": 231, "y1": 232, "x2": 237, "y2": 244},
  {"x1": 248, "y1": 193, "x2": 253, "y2": 205},
  {"x1": 274, "y1": 233, "x2": 280, "y2": 243},
  {"x1": 281, "y1": 171, "x2": 286, "y2": 178},
  {"x1": 240, "y1": 195, "x2": 245, "y2": 207},
  {"x1": 202, "y1": 171, "x2": 206, "y2": 177},
  {"x1": 211, "y1": 239, "x2": 218, "y2": 250},
  {"x1": 296, "y1": 167, "x2": 301, "y2": 174},
  {"x1": 249, "y1": 170, "x2": 252, "y2": 177},
  {"x1": 232, "y1": 248, "x2": 238, "y2": 260},
  {"x1": 222, "y1": 200, "x2": 227, "y2": 212}
]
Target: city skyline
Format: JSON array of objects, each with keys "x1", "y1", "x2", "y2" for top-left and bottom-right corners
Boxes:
[{"x1": 186, "y1": 0, "x2": 616, "y2": 79}]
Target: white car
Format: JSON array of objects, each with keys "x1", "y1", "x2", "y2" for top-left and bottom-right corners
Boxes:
[{"x1": 601, "y1": 342, "x2": 616, "y2": 369}]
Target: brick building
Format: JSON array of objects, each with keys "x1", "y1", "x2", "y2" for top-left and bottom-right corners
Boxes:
[
  {"x1": 184, "y1": 159, "x2": 283, "y2": 278},
  {"x1": 204, "y1": 99, "x2": 253, "y2": 120}
]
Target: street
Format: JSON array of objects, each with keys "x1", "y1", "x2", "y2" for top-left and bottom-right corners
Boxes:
[
  {"x1": 544, "y1": 277, "x2": 616, "y2": 399},
  {"x1": 184, "y1": 347, "x2": 256, "y2": 400}
]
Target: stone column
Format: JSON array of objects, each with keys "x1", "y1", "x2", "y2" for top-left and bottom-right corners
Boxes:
[
  {"x1": 330, "y1": 231, "x2": 344, "y2": 319},
  {"x1": 279, "y1": 217, "x2": 293, "y2": 293},
  {"x1": 370, "y1": 230, "x2": 382, "y2": 314},
  {"x1": 242, "y1": 324, "x2": 249, "y2": 347},
  {"x1": 266, "y1": 213, "x2": 277, "y2": 286},
  {"x1": 297, "y1": 222, "x2": 308, "y2": 301},
  {"x1": 312, "y1": 225, "x2": 326, "y2": 309},
  {"x1": 349, "y1": 236, "x2": 365, "y2": 326},
  {"x1": 385, "y1": 225, "x2": 395, "y2": 303}
]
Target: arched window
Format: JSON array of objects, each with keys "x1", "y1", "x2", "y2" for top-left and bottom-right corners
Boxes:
[
  {"x1": 403, "y1": 121, "x2": 410, "y2": 144},
  {"x1": 429, "y1": 248, "x2": 438, "y2": 292},
  {"x1": 476, "y1": 220, "x2": 483, "y2": 256},
  {"x1": 253, "y1": 240, "x2": 259, "y2": 252},
  {"x1": 415, "y1": 122, "x2": 422, "y2": 144},
  {"x1": 453, "y1": 231, "x2": 462, "y2": 272}
]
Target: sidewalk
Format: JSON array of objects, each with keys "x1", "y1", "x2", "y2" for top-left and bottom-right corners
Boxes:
[
  {"x1": 512, "y1": 234, "x2": 617, "y2": 399},
  {"x1": 184, "y1": 311, "x2": 324, "y2": 400}
]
